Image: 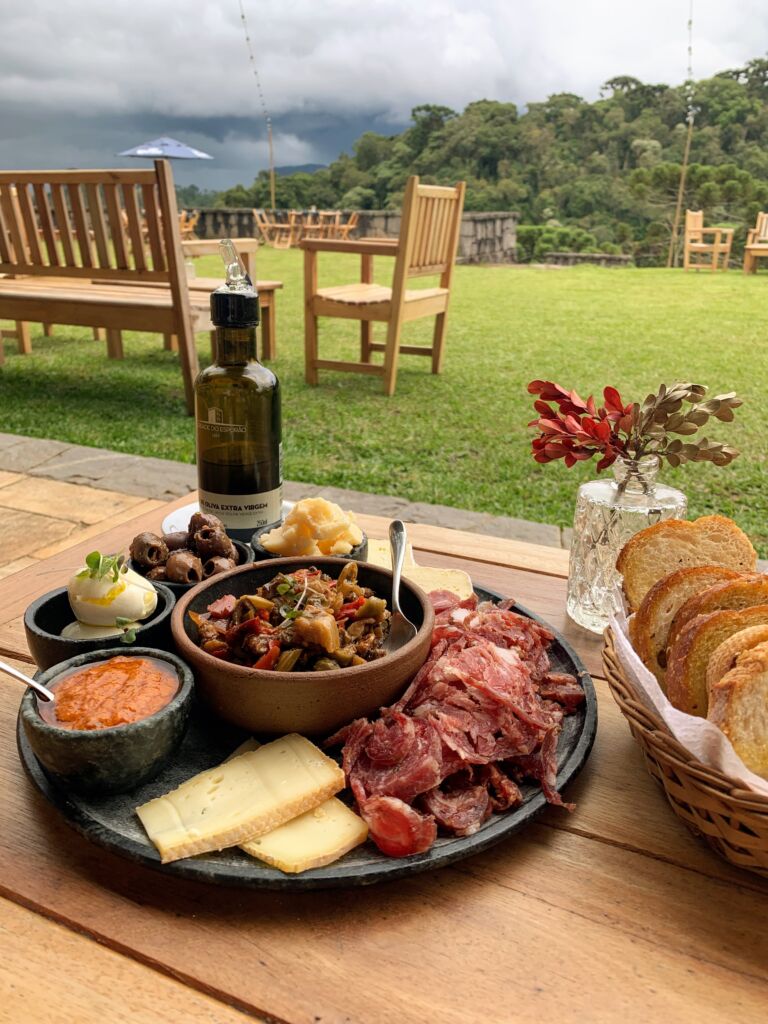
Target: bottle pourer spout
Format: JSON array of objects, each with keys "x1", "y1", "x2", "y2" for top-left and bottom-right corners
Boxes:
[{"x1": 219, "y1": 239, "x2": 253, "y2": 290}]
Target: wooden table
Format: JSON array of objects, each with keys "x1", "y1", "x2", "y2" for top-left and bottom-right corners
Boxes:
[{"x1": 1, "y1": 497, "x2": 766, "y2": 1023}]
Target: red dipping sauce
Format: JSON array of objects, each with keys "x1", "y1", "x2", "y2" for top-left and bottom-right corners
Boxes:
[{"x1": 38, "y1": 655, "x2": 178, "y2": 731}]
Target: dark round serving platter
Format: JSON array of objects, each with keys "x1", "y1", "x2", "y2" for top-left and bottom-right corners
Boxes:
[{"x1": 17, "y1": 584, "x2": 597, "y2": 890}]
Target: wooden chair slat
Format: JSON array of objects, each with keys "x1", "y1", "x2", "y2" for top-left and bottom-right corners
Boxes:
[
  {"x1": 32, "y1": 184, "x2": 60, "y2": 266},
  {"x1": 103, "y1": 184, "x2": 128, "y2": 269},
  {"x1": 122, "y1": 185, "x2": 147, "y2": 273},
  {"x1": 67, "y1": 184, "x2": 93, "y2": 268},
  {"x1": 85, "y1": 185, "x2": 110, "y2": 268},
  {"x1": 0, "y1": 186, "x2": 26, "y2": 266},
  {"x1": 50, "y1": 183, "x2": 76, "y2": 266},
  {"x1": 142, "y1": 184, "x2": 166, "y2": 272},
  {"x1": 0, "y1": 189, "x2": 12, "y2": 265},
  {"x1": 14, "y1": 184, "x2": 42, "y2": 264}
]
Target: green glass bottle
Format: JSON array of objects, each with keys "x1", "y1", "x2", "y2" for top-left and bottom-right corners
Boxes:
[{"x1": 195, "y1": 240, "x2": 282, "y2": 541}]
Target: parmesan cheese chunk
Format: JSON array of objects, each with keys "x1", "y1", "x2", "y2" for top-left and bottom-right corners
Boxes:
[
  {"x1": 402, "y1": 566, "x2": 474, "y2": 601},
  {"x1": 136, "y1": 734, "x2": 345, "y2": 863},
  {"x1": 240, "y1": 798, "x2": 368, "y2": 873}
]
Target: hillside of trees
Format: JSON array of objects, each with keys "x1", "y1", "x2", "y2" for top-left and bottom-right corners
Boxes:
[{"x1": 210, "y1": 57, "x2": 768, "y2": 265}]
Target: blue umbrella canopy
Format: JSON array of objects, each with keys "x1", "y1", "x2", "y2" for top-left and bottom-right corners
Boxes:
[{"x1": 117, "y1": 136, "x2": 213, "y2": 160}]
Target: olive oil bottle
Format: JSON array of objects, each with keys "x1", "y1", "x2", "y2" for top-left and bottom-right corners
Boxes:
[{"x1": 195, "y1": 240, "x2": 282, "y2": 541}]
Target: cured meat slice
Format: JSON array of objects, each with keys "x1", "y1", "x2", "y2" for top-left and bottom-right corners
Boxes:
[
  {"x1": 539, "y1": 673, "x2": 585, "y2": 712},
  {"x1": 333, "y1": 590, "x2": 582, "y2": 856},
  {"x1": 350, "y1": 716, "x2": 443, "y2": 804},
  {"x1": 366, "y1": 712, "x2": 416, "y2": 765},
  {"x1": 422, "y1": 779, "x2": 491, "y2": 836},
  {"x1": 513, "y1": 727, "x2": 573, "y2": 810},
  {"x1": 360, "y1": 796, "x2": 437, "y2": 857},
  {"x1": 479, "y1": 764, "x2": 523, "y2": 811}
]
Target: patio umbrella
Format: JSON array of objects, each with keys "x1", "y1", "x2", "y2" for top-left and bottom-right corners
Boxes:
[{"x1": 117, "y1": 136, "x2": 213, "y2": 160}]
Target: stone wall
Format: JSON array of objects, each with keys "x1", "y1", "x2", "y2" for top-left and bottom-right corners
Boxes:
[{"x1": 192, "y1": 209, "x2": 518, "y2": 263}]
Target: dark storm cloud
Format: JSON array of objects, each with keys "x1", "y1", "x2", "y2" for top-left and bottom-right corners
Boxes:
[{"x1": 1, "y1": 0, "x2": 766, "y2": 190}]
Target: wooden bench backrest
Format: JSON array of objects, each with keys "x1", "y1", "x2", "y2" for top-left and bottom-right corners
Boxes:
[
  {"x1": 754, "y1": 211, "x2": 768, "y2": 241},
  {"x1": 685, "y1": 209, "x2": 703, "y2": 240},
  {"x1": 0, "y1": 161, "x2": 181, "y2": 281},
  {"x1": 397, "y1": 176, "x2": 466, "y2": 281}
]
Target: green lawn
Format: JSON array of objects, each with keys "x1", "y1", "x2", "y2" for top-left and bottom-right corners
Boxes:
[{"x1": 2, "y1": 253, "x2": 767, "y2": 552}]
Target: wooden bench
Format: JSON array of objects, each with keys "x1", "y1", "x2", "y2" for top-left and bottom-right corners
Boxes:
[{"x1": 0, "y1": 162, "x2": 199, "y2": 412}]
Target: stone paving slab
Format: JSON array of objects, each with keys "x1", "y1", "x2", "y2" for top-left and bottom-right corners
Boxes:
[{"x1": 0, "y1": 433, "x2": 571, "y2": 549}]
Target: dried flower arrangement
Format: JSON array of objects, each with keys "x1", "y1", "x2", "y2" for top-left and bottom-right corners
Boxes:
[{"x1": 528, "y1": 381, "x2": 742, "y2": 472}]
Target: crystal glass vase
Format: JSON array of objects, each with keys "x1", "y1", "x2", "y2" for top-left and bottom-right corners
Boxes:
[{"x1": 566, "y1": 455, "x2": 687, "y2": 633}]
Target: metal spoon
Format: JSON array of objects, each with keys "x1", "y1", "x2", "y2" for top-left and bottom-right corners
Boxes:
[
  {"x1": 383, "y1": 520, "x2": 418, "y2": 653},
  {"x1": 0, "y1": 657, "x2": 55, "y2": 703}
]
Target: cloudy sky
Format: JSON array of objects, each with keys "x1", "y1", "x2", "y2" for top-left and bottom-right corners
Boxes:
[{"x1": 2, "y1": 0, "x2": 767, "y2": 191}]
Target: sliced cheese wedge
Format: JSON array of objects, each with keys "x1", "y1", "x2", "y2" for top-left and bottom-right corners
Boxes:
[
  {"x1": 241, "y1": 798, "x2": 368, "y2": 873},
  {"x1": 403, "y1": 566, "x2": 474, "y2": 601},
  {"x1": 364, "y1": 538, "x2": 417, "y2": 570},
  {"x1": 224, "y1": 737, "x2": 367, "y2": 873},
  {"x1": 136, "y1": 734, "x2": 345, "y2": 863}
]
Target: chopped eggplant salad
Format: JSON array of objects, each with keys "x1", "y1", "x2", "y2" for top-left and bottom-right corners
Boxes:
[{"x1": 190, "y1": 563, "x2": 391, "y2": 671}]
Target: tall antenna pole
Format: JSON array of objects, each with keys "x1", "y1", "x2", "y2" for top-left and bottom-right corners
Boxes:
[
  {"x1": 267, "y1": 118, "x2": 276, "y2": 209},
  {"x1": 668, "y1": 1, "x2": 695, "y2": 268},
  {"x1": 238, "y1": 0, "x2": 276, "y2": 208}
]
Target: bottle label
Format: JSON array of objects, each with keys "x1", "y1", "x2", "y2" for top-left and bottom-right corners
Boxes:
[
  {"x1": 199, "y1": 486, "x2": 283, "y2": 531},
  {"x1": 198, "y1": 407, "x2": 247, "y2": 436}
]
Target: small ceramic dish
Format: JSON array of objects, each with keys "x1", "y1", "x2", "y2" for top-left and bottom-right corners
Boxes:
[
  {"x1": 126, "y1": 539, "x2": 254, "y2": 597},
  {"x1": 250, "y1": 525, "x2": 368, "y2": 563},
  {"x1": 24, "y1": 582, "x2": 175, "y2": 671},
  {"x1": 171, "y1": 557, "x2": 433, "y2": 736},
  {"x1": 19, "y1": 647, "x2": 194, "y2": 795}
]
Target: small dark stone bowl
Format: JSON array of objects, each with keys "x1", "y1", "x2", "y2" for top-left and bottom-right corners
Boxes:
[
  {"x1": 19, "y1": 647, "x2": 194, "y2": 795},
  {"x1": 126, "y1": 540, "x2": 254, "y2": 597},
  {"x1": 24, "y1": 582, "x2": 176, "y2": 672},
  {"x1": 251, "y1": 525, "x2": 368, "y2": 563}
]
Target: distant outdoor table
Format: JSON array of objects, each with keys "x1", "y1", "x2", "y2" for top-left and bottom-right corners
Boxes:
[{"x1": 0, "y1": 496, "x2": 766, "y2": 1022}]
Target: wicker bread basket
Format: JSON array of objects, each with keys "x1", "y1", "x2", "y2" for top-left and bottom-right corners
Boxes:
[{"x1": 602, "y1": 628, "x2": 768, "y2": 876}]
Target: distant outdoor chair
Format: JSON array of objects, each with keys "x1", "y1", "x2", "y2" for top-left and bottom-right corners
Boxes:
[
  {"x1": 252, "y1": 208, "x2": 277, "y2": 244},
  {"x1": 179, "y1": 209, "x2": 199, "y2": 240},
  {"x1": 743, "y1": 212, "x2": 768, "y2": 273},
  {"x1": 301, "y1": 175, "x2": 465, "y2": 396},
  {"x1": 683, "y1": 210, "x2": 733, "y2": 271},
  {"x1": 271, "y1": 210, "x2": 301, "y2": 249},
  {"x1": 338, "y1": 211, "x2": 359, "y2": 240}
]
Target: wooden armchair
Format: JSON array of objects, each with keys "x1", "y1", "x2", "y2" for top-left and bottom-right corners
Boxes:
[
  {"x1": 301, "y1": 176, "x2": 465, "y2": 396},
  {"x1": 683, "y1": 210, "x2": 733, "y2": 271},
  {"x1": 338, "y1": 212, "x2": 359, "y2": 240},
  {"x1": 252, "y1": 208, "x2": 277, "y2": 244},
  {"x1": 179, "y1": 209, "x2": 199, "y2": 240},
  {"x1": 743, "y1": 212, "x2": 768, "y2": 273}
]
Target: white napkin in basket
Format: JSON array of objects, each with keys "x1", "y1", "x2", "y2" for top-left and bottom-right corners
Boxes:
[{"x1": 609, "y1": 605, "x2": 768, "y2": 798}]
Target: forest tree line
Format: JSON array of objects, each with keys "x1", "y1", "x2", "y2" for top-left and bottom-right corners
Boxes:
[{"x1": 177, "y1": 57, "x2": 768, "y2": 265}]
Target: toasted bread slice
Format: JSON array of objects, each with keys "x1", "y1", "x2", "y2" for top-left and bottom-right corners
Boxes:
[
  {"x1": 667, "y1": 574, "x2": 768, "y2": 651},
  {"x1": 616, "y1": 515, "x2": 756, "y2": 612},
  {"x1": 631, "y1": 566, "x2": 745, "y2": 689},
  {"x1": 707, "y1": 625, "x2": 768, "y2": 693},
  {"x1": 707, "y1": 641, "x2": 768, "y2": 779},
  {"x1": 666, "y1": 605, "x2": 768, "y2": 716}
]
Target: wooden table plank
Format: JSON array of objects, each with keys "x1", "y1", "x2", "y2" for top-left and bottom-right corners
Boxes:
[
  {"x1": 2, "y1": 498, "x2": 767, "y2": 1024},
  {"x1": 0, "y1": 896, "x2": 257, "y2": 1024}
]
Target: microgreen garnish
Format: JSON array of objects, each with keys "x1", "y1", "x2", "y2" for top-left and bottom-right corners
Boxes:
[
  {"x1": 76, "y1": 551, "x2": 126, "y2": 582},
  {"x1": 276, "y1": 582, "x2": 292, "y2": 595},
  {"x1": 115, "y1": 616, "x2": 137, "y2": 644}
]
